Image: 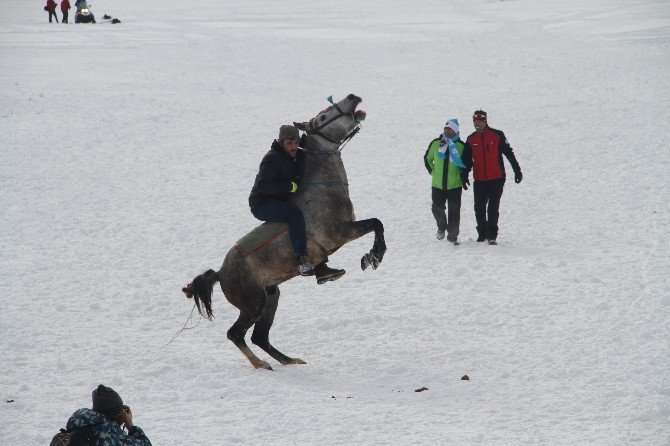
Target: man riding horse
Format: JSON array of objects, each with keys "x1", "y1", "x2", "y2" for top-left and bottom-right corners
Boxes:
[
  {"x1": 249, "y1": 124, "x2": 345, "y2": 284},
  {"x1": 182, "y1": 94, "x2": 386, "y2": 370}
]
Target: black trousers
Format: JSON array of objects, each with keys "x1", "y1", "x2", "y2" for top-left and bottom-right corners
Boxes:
[
  {"x1": 473, "y1": 178, "x2": 505, "y2": 240},
  {"x1": 431, "y1": 187, "x2": 462, "y2": 237},
  {"x1": 62, "y1": 11, "x2": 69, "y2": 23},
  {"x1": 251, "y1": 199, "x2": 307, "y2": 257},
  {"x1": 49, "y1": 11, "x2": 59, "y2": 22}
]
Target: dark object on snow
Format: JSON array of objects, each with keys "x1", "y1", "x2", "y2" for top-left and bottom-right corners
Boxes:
[
  {"x1": 75, "y1": 7, "x2": 95, "y2": 23},
  {"x1": 461, "y1": 374, "x2": 470, "y2": 381},
  {"x1": 102, "y1": 14, "x2": 111, "y2": 19},
  {"x1": 414, "y1": 387, "x2": 429, "y2": 392},
  {"x1": 111, "y1": 18, "x2": 121, "y2": 24}
]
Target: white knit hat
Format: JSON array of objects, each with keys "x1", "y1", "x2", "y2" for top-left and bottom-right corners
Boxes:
[{"x1": 444, "y1": 119, "x2": 459, "y2": 133}]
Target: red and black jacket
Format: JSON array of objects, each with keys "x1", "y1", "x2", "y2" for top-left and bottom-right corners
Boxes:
[{"x1": 462, "y1": 126, "x2": 521, "y2": 181}]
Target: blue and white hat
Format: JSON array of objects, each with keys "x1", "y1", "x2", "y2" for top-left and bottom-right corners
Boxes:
[{"x1": 444, "y1": 119, "x2": 459, "y2": 133}]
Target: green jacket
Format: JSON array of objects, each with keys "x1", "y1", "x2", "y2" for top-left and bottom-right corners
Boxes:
[{"x1": 424, "y1": 137, "x2": 464, "y2": 190}]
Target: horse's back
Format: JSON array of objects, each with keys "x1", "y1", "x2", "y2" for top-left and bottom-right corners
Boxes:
[{"x1": 234, "y1": 222, "x2": 289, "y2": 256}]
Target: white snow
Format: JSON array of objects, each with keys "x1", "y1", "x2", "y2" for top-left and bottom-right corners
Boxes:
[{"x1": 1, "y1": 0, "x2": 669, "y2": 444}]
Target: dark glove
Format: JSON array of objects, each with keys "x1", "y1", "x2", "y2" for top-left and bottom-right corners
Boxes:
[
  {"x1": 514, "y1": 171, "x2": 523, "y2": 184},
  {"x1": 460, "y1": 171, "x2": 470, "y2": 190}
]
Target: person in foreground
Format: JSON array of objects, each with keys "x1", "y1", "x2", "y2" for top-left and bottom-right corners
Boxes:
[
  {"x1": 424, "y1": 118, "x2": 466, "y2": 245},
  {"x1": 461, "y1": 110, "x2": 522, "y2": 245},
  {"x1": 52, "y1": 384, "x2": 152, "y2": 446},
  {"x1": 249, "y1": 124, "x2": 345, "y2": 283}
]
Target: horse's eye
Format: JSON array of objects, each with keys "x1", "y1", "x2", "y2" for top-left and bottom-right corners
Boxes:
[{"x1": 320, "y1": 115, "x2": 326, "y2": 122}]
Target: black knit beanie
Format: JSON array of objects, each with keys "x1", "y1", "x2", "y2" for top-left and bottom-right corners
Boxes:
[{"x1": 92, "y1": 384, "x2": 124, "y2": 420}]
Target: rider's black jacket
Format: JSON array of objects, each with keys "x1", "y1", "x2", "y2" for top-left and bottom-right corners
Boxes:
[{"x1": 248, "y1": 140, "x2": 305, "y2": 208}]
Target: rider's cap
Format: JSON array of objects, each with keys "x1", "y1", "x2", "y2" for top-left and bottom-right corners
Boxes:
[{"x1": 278, "y1": 125, "x2": 300, "y2": 141}]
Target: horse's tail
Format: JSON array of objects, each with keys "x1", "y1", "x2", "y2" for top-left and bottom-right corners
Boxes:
[{"x1": 182, "y1": 269, "x2": 220, "y2": 320}]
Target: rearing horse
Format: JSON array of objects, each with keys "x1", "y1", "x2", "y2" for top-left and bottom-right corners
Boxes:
[{"x1": 182, "y1": 94, "x2": 386, "y2": 370}]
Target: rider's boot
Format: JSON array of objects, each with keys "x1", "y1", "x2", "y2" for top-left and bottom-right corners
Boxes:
[
  {"x1": 314, "y1": 262, "x2": 346, "y2": 285},
  {"x1": 296, "y1": 255, "x2": 315, "y2": 276}
]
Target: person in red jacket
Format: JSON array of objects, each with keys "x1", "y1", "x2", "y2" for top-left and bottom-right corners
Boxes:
[
  {"x1": 45, "y1": 0, "x2": 59, "y2": 23},
  {"x1": 61, "y1": 0, "x2": 71, "y2": 23},
  {"x1": 461, "y1": 110, "x2": 522, "y2": 245}
]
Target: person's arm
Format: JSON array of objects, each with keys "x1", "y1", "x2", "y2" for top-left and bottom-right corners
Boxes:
[
  {"x1": 461, "y1": 141, "x2": 473, "y2": 173},
  {"x1": 423, "y1": 141, "x2": 435, "y2": 174},
  {"x1": 498, "y1": 131, "x2": 522, "y2": 181},
  {"x1": 119, "y1": 408, "x2": 152, "y2": 446},
  {"x1": 460, "y1": 141, "x2": 472, "y2": 189}
]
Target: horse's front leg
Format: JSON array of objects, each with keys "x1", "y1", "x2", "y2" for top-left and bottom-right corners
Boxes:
[{"x1": 344, "y1": 218, "x2": 386, "y2": 271}]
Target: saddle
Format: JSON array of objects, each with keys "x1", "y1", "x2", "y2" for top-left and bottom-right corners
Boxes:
[{"x1": 235, "y1": 222, "x2": 288, "y2": 256}]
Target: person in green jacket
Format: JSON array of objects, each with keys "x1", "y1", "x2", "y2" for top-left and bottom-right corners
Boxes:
[{"x1": 423, "y1": 119, "x2": 467, "y2": 245}]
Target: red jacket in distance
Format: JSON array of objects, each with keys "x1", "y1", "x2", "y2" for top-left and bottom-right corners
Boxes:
[
  {"x1": 46, "y1": 0, "x2": 57, "y2": 12},
  {"x1": 61, "y1": 0, "x2": 71, "y2": 12},
  {"x1": 463, "y1": 126, "x2": 521, "y2": 181}
]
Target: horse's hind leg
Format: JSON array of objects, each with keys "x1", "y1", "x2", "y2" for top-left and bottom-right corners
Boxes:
[
  {"x1": 226, "y1": 288, "x2": 273, "y2": 371},
  {"x1": 251, "y1": 285, "x2": 306, "y2": 365}
]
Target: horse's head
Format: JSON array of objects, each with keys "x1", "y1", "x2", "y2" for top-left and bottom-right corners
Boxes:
[{"x1": 294, "y1": 94, "x2": 366, "y2": 150}]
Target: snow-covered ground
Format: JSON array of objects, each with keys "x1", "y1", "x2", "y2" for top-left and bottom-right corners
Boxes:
[{"x1": 1, "y1": 0, "x2": 669, "y2": 444}]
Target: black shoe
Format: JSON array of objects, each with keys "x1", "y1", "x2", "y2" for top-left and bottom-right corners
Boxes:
[
  {"x1": 296, "y1": 255, "x2": 315, "y2": 276},
  {"x1": 446, "y1": 234, "x2": 459, "y2": 245},
  {"x1": 488, "y1": 239, "x2": 497, "y2": 245},
  {"x1": 314, "y1": 263, "x2": 346, "y2": 284},
  {"x1": 476, "y1": 235, "x2": 486, "y2": 242}
]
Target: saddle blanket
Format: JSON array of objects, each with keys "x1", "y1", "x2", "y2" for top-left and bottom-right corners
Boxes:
[{"x1": 235, "y1": 222, "x2": 288, "y2": 256}]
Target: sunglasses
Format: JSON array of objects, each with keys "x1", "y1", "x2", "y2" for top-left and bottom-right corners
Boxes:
[{"x1": 473, "y1": 114, "x2": 487, "y2": 121}]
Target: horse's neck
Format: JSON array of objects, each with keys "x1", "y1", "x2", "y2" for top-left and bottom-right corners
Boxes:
[
  {"x1": 301, "y1": 145, "x2": 347, "y2": 178},
  {"x1": 297, "y1": 153, "x2": 353, "y2": 218}
]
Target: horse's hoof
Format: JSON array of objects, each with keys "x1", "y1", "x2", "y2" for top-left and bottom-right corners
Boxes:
[
  {"x1": 254, "y1": 361, "x2": 273, "y2": 371},
  {"x1": 361, "y1": 254, "x2": 370, "y2": 271},
  {"x1": 291, "y1": 358, "x2": 307, "y2": 365},
  {"x1": 361, "y1": 253, "x2": 380, "y2": 271}
]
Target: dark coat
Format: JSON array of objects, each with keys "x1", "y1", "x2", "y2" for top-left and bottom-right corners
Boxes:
[{"x1": 248, "y1": 140, "x2": 305, "y2": 208}]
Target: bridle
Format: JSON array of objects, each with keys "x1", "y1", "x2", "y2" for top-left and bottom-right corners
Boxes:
[
  {"x1": 305, "y1": 101, "x2": 362, "y2": 152},
  {"x1": 299, "y1": 98, "x2": 363, "y2": 187}
]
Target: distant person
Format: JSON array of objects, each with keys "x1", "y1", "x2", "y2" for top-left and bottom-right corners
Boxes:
[
  {"x1": 60, "y1": 0, "x2": 71, "y2": 23},
  {"x1": 74, "y1": 0, "x2": 86, "y2": 12},
  {"x1": 45, "y1": 0, "x2": 58, "y2": 23},
  {"x1": 249, "y1": 124, "x2": 345, "y2": 284},
  {"x1": 423, "y1": 118, "x2": 466, "y2": 245},
  {"x1": 461, "y1": 110, "x2": 522, "y2": 245},
  {"x1": 51, "y1": 384, "x2": 152, "y2": 446}
]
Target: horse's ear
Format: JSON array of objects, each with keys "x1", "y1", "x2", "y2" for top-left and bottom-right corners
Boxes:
[{"x1": 293, "y1": 121, "x2": 309, "y2": 131}]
